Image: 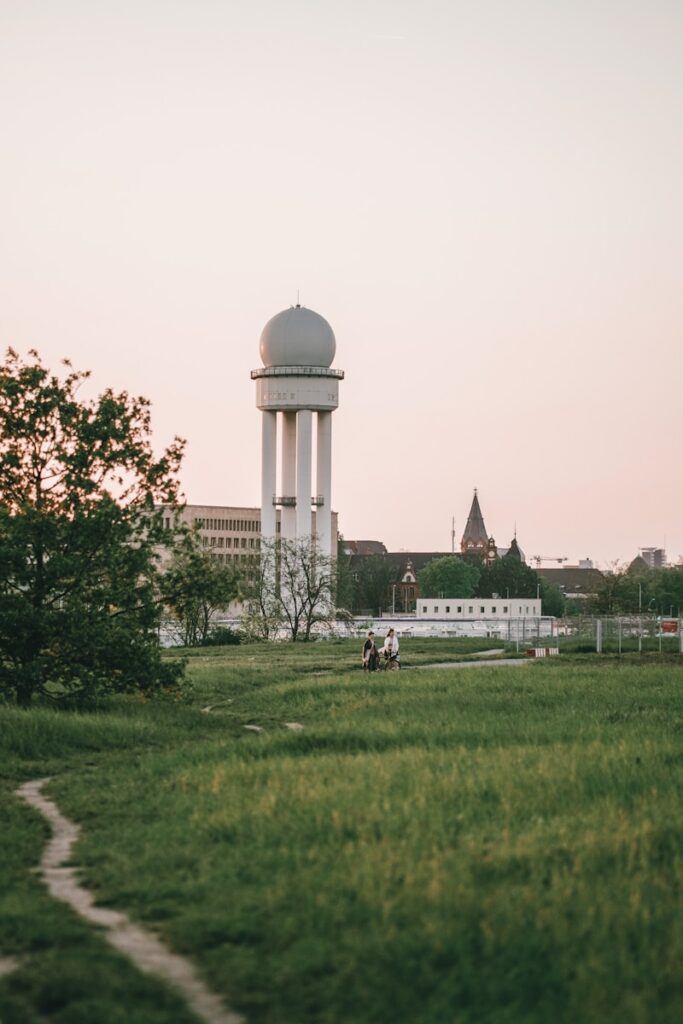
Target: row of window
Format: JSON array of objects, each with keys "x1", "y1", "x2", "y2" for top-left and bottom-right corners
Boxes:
[
  {"x1": 201, "y1": 536, "x2": 259, "y2": 550},
  {"x1": 209, "y1": 552, "x2": 256, "y2": 563},
  {"x1": 423, "y1": 605, "x2": 534, "y2": 615},
  {"x1": 201, "y1": 536, "x2": 260, "y2": 552},
  {"x1": 194, "y1": 517, "x2": 261, "y2": 532}
]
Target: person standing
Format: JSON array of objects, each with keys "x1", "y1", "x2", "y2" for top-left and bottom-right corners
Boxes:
[{"x1": 362, "y1": 631, "x2": 379, "y2": 672}]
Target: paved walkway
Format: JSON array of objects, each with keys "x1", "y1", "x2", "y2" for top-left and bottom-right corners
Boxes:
[
  {"x1": 16, "y1": 778, "x2": 244, "y2": 1024},
  {"x1": 417, "y1": 658, "x2": 530, "y2": 670}
]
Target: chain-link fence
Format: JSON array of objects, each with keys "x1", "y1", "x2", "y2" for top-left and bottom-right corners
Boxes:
[{"x1": 553, "y1": 615, "x2": 682, "y2": 654}]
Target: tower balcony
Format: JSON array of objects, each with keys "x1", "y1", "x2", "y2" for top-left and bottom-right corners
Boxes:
[
  {"x1": 272, "y1": 495, "x2": 325, "y2": 507},
  {"x1": 251, "y1": 366, "x2": 344, "y2": 380}
]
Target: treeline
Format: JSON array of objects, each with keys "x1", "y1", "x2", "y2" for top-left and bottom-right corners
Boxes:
[
  {"x1": 339, "y1": 550, "x2": 566, "y2": 617},
  {"x1": 586, "y1": 564, "x2": 683, "y2": 617},
  {"x1": 340, "y1": 549, "x2": 683, "y2": 620}
]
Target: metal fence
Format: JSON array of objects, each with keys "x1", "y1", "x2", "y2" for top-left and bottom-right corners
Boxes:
[{"x1": 553, "y1": 615, "x2": 683, "y2": 654}]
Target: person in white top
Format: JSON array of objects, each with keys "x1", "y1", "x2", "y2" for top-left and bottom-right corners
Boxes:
[{"x1": 382, "y1": 628, "x2": 400, "y2": 669}]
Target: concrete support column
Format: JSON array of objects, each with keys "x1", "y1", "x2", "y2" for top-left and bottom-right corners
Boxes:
[
  {"x1": 316, "y1": 411, "x2": 332, "y2": 558},
  {"x1": 260, "y1": 410, "x2": 277, "y2": 542},
  {"x1": 296, "y1": 409, "x2": 312, "y2": 540},
  {"x1": 281, "y1": 411, "x2": 297, "y2": 542}
]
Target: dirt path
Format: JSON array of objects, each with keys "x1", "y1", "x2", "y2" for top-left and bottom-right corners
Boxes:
[
  {"x1": 417, "y1": 657, "x2": 530, "y2": 670},
  {"x1": 16, "y1": 778, "x2": 244, "y2": 1024}
]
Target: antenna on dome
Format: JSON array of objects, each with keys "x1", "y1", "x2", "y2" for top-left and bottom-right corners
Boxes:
[{"x1": 296, "y1": 288, "x2": 301, "y2": 308}]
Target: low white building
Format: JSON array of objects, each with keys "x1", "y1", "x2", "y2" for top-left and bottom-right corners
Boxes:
[
  {"x1": 417, "y1": 597, "x2": 541, "y2": 619},
  {"x1": 412, "y1": 597, "x2": 554, "y2": 639}
]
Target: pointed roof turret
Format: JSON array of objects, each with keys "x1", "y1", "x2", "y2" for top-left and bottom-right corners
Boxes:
[
  {"x1": 506, "y1": 536, "x2": 522, "y2": 560},
  {"x1": 460, "y1": 489, "x2": 489, "y2": 554}
]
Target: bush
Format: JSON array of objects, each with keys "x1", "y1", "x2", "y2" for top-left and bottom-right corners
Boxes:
[{"x1": 201, "y1": 627, "x2": 243, "y2": 647}]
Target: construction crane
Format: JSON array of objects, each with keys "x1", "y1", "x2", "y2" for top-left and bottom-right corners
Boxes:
[{"x1": 532, "y1": 556, "x2": 568, "y2": 567}]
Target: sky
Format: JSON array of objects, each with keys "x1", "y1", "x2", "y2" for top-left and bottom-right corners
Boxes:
[{"x1": 1, "y1": 0, "x2": 681, "y2": 567}]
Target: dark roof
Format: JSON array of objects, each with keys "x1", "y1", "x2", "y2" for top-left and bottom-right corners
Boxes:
[
  {"x1": 536, "y1": 566, "x2": 604, "y2": 594},
  {"x1": 461, "y1": 490, "x2": 488, "y2": 548},
  {"x1": 627, "y1": 555, "x2": 650, "y2": 574},
  {"x1": 341, "y1": 540, "x2": 388, "y2": 556},
  {"x1": 346, "y1": 551, "x2": 459, "y2": 578},
  {"x1": 385, "y1": 552, "x2": 457, "y2": 574}
]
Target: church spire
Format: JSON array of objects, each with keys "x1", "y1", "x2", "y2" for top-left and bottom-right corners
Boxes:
[{"x1": 460, "y1": 489, "x2": 489, "y2": 556}]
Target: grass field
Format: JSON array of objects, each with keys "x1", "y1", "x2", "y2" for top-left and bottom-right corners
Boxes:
[{"x1": 1, "y1": 639, "x2": 682, "y2": 1023}]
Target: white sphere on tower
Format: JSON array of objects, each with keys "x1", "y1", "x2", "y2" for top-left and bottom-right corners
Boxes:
[{"x1": 260, "y1": 306, "x2": 336, "y2": 368}]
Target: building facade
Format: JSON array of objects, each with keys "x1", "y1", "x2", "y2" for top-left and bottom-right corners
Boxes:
[{"x1": 161, "y1": 504, "x2": 338, "y2": 567}]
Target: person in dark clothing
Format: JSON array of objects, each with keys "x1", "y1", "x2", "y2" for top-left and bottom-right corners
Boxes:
[{"x1": 362, "y1": 631, "x2": 379, "y2": 671}]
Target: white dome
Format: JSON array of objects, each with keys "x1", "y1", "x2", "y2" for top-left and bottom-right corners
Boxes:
[{"x1": 259, "y1": 306, "x2": 336, "y2": 368}]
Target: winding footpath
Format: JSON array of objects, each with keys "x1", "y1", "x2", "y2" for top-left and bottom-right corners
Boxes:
[{"x1": 16, "y1": 778, "x2": 244, "y2": 1024}]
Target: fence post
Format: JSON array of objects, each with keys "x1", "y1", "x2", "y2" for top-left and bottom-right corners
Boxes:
[
  {"x1": 596, "y1": 618, "x2": 603, "y2": 654},
  {"x1": 618, "y1": 617, "x2": 622, "y2": 656}
]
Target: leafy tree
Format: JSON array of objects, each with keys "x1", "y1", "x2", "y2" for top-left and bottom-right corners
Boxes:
[
  {"x1": 163, "y1": 539, "x2": 240, "y2": 646},
  {"x1": 476, "y1": 552, "x2": 539, "y2": 600},
  {"x1": 592, "y1": 563, "x2": 630, "y2": 614},
  {"x1": 539, "y1": 578, "x2": 566, "y2": 617},
  {"x1": 0, "y1": 348, "x2": 185, "y2": 705},
  {"x1": 650, "y1": 566, "x2": 683, "y2": 617},
  {"x1": 593, "y1": 563, "x2": 683, "y2": 616},
  {"x1": 417, "y1": 556, "x2": 480, "y2": 598},
  {"x1": 334, "y1": 542, "x2": 355, "y2": 613},
  {"x1": 350, "y1": 555, "x2": 395, "y2": 615}
]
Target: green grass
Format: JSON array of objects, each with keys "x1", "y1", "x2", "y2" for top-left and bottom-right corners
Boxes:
[{"x1": 2, "y1": 641, "x2": 682, "y2": 1023}]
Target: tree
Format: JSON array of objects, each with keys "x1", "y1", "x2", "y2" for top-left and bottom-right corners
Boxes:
[
  {"x1": 0, "y1": 348, "x2": 186, "y2": 705},
  {"x1": 242, "y1": 537, "x2": 338, "y2": 641},
  {"x1": 417, "y1": 556, "x2": 480, "y2": 598},
  {"x1": 539, "y1": 578, "x2": 566, "y2": 617},
  {"x1": 351, "y1": 555, "x2": 395, "y2": 615},
  {"x1": 592, "y1": 563, "x2": 683, "y2": 616},
  {"x1": 476, "y1": 552, "x2": 539, "y2": 600},
  {"x1": 650, "y1": 566, "x2": 683, "y2": 617},
  {"x1": 163, "y1": 539, "x2": 240, "y2": 646},
  {"x1": 334, "y1": 541, "x2": 355, "y2": 613}
]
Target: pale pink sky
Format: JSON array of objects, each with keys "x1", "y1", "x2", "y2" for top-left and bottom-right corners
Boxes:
[{"x1": 1, "y1": 1, "x2": 681, "y2": 566}]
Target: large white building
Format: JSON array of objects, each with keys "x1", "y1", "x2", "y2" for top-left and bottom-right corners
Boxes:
[{"x1": 252, "y1": 304, "x2": 343, "y2": 559}]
